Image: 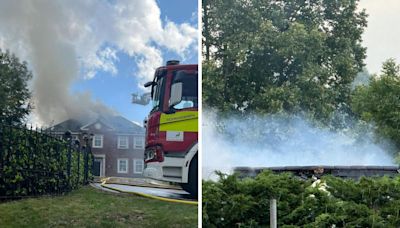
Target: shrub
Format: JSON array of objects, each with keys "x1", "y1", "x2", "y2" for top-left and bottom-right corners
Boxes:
[
  {"x1": 203, "y1": 171, "x2": 400, "y2": 227},
  {"x1": 0, "y1": 124, "x2": 92, "y2": 199}
]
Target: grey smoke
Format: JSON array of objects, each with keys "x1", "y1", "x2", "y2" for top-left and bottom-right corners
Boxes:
[
  {"x1": 0, "y1": 0, "x2": 197, "y2": 125},
  {"x1": 203, "y1": 110, "x2": 395, "y2": 180},
  {"x1": 26, "y1": 3, "x2": 116, "y2": 125},
  {"x1": 0, "y1": 1, "x2": 112, "y2": 125}
]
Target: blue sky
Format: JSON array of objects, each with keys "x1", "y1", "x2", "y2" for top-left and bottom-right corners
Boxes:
[{"x1": 71, "y1": 1, "x2": 198, "y2": 125}]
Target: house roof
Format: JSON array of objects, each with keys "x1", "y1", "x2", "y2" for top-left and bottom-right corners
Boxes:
[
  {"x1": 50, "y1": 115, "x2": 144, "y2": 134},
  {"x1": 100, "y1": 115, "x2": 144, "y2": 133},
  {"x1": 50, "y1": 119, "x2": 84, "y2": 132}
]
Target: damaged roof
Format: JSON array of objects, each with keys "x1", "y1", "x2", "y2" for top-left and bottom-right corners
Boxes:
[
  {"x1": 234, "y1": 166, "x2": 400, "y2": 179},
  {"x1": 50, "y1": 119, "x2": 84, "y2": 132},
  {"x1": 50, "y1": 115, "x2": 144, "y2": 134}
]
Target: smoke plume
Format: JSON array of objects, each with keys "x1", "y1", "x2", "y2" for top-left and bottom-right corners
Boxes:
[
  {"x1": 0, "y1": 0, "x2": 197, "y2": 125},
  {"x1": 203, "y1": 110, "x2": 395, "y2": 180}
]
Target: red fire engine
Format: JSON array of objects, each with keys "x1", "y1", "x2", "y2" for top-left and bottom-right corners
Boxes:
[{"x1": 133, "y1": 60, "x2": 198, "y2": 197}]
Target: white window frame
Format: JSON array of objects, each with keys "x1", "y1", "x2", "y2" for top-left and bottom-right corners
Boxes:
[
  {"x1": 133, "y1": 136, "x2": 145, "y2": 149},
  {"x1": 117, "y1": 135, "x2": 129, "y2": 149},
  {"x1": 92, "y1": 134, "x2": 104, "y2": 148},
  {"x1": 117, "y1": 159, "x2": 129, "y2": 174},
  {"x1": 133, "y1": 159, "x2": 144, "y2": 174}
]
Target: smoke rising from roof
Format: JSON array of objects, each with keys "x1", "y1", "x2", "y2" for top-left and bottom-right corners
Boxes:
[
  {"x1": 203, "y1": 110, "x2": 395, "y2": 180},
  {"x1": 0, "y1": 0, "x2": 197, "y2": 125}
]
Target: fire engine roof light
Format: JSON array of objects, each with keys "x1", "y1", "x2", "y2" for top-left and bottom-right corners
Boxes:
[{"x1": 166, "y1": 60, "x2": 180, "y2": 66}]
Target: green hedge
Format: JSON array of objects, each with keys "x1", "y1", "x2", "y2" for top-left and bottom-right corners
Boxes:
[
  {"x1": 203, "y1": 171, "x2": 400, "y2": 227},
  {"x1": 0, "y1": 124, "x2": 92, "y2": 199}
]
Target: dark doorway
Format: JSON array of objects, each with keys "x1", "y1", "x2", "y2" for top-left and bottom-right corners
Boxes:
[{"x1": 92, "y1": 160, "x2": 101, "y2": 176}]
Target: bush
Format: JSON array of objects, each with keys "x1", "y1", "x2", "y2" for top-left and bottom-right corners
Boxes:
[
  {"x1": 0, "y1": 124, "x2": 92, "y2": 199},
  {"x1": 203, "y1": 171, "x2": 400, "y2": 227}
]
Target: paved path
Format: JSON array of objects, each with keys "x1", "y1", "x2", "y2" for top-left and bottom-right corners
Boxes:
[
  {"x1": 91, "y1": 183, "x2": 120, "y2": 193},
  {"x1": 100, "y1": 177, "x2": 180, "y2": 190},
  {"x1": 93, "y1": 183, "x2": 195, "y2": 201}
]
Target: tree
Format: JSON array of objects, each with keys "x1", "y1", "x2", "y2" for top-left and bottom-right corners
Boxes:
[
  {"x1": 0, "y1": 49, "x2": 33, "y2": 125},
  {"x1": 203, "y1": 0, "x2": 367, "y2": 122},
  {"x1": 351, "y1": 58, "x2": 400, "y2": 151}
]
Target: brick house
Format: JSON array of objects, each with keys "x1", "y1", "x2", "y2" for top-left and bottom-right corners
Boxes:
[{"x1": 50, "y1": 115, "x2": 145, "y2": 178}]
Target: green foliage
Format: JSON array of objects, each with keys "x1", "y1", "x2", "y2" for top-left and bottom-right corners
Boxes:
[
  {"x1": 0, "y1": 49, "x2": 32, "y2": 125},
  {"x1": 0, "y1": 124, "x2": 91, "y2": 198},
  {"x1": 203, "y1": 171, "x2": 400, "y2": 227},
  {"x1": 351, "y1": 59, "x2": 400, "y2": 152},
  {"x1": 202, "y1": 0, "x2": 367, "y2": 122}
]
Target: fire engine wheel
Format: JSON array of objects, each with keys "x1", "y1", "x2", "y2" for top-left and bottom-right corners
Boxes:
[{"x1": 181, "y1": 155, "x2": 198, "y2": 198}]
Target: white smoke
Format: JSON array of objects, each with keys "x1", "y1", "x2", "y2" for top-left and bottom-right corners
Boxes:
[
  {"x1": 203, "y1": 110, "x2": 395, "y2": 180},
  {"x1": 0, "y1": 0, "x2": 197, "y2": 125}
]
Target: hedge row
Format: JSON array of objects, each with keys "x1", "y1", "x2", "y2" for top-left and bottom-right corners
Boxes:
[
  {"x1": 0, "y1": 124, "x2": 92, "y2": 199},
  {"x1": 203, "y1": 171, "x2": 400, "y2": 227}
]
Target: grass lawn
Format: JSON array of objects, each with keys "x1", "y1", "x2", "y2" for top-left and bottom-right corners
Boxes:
[{"x1": 0, "y1": 186, "x2": 197, "y2": 227}]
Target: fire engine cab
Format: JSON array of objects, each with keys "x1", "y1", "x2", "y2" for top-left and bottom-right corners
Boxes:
[{"x1": 136, "y1": 60, "x2": 198, "y2": 197}]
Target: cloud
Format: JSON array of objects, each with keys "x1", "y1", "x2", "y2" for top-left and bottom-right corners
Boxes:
[
  {"x1": 0, "y1": 0, "x2": 197, "y2": 125},
  {"x1": 157, "y1": 21, "x2": 198, "y2": 55},
  {"x1": 84, "y1": 47, "x2": 119, "y2": 79}
]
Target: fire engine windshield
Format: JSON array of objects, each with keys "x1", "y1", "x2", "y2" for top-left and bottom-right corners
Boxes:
[{"x1": 171, "y1": 70, "x2": 198, "y2": 110}]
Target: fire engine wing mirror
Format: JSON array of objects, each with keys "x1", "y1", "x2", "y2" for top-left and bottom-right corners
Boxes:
[
  {"x1": 144, "y1": 81, "x2": 155, "y2": 88},
  {"x1": 145, "y1": 81, "x2": 156, "y2": 98},
  {"x1": 169, "y1": 82, "x2": 183, "y2": 108}
]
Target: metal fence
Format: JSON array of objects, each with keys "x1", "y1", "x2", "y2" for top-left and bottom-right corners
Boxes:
[{"x1": 0, "y1": 124, "x2": 93, "y2": 200}]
